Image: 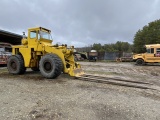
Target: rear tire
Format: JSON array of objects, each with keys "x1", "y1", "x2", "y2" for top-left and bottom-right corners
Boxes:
[
  {"x1": 7, "y1": 54, "x2": 26, "y2": 74},
  {"x1": 39, "y1": 54, "x2": 63, "y2": 79},
  {"x1": 136, "y1": 59, "x2": 144, "y2": 65}
]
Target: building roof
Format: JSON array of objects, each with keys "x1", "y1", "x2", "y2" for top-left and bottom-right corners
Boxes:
[{"x1": 0, "y1": 29, "x2": 22, "y2": 45}]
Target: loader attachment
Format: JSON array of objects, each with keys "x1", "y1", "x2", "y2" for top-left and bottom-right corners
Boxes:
[
  {"x1": 61, "y1": 46, "x2": 85, "y2": 77},
  {"x1": 69, "y1": 67, "x2": 85, "y2": 77},
  {"x1": 66, "y1": 61, "x2": 85, "y2": 77}
]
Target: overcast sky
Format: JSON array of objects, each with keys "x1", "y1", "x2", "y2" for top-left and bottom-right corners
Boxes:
[{"x1": 0, "y1": 0, "x2": 160, "y2": 47}]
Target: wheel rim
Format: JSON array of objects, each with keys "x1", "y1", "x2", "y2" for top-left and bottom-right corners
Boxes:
[
  {"x1": 43, "y1": 61, "x2": 53, "y2": 72},
  {"x1": 11, "y1": 61, "x2": 17, "y2": 70},
  {"x1": 137, "y1": 60, "x2": 143, "y2": 64}
]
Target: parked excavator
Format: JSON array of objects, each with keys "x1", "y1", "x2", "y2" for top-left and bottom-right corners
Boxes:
[{"x1": 7, "y1": 27, "x2": 84, "y2": 78}]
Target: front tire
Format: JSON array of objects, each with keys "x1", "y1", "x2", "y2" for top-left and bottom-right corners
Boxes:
[
  {"x1": 7, "y1": 54, "x2": 26, "y2": 74},
  {"x1": 136, "y1": 59, "x2": 144, "y2": 65},
  {"x1": 39, "y1": 54, "x2": 63, "y2": 79}
]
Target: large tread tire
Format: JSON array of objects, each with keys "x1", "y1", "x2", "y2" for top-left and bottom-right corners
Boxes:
[
  {"x1": 7, "y1": 54, "x2": 26, "y2": 74},
  {"x1": 39, "y1": 54, "x2": 63, "y2": 79},
  {"x1": 136, "y1": 59, "x2": 144, "y2": 66}
]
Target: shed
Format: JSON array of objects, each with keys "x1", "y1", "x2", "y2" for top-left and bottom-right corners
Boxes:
[{"x1": 0, "y1": 29, "x2": 22, "y2": 45}]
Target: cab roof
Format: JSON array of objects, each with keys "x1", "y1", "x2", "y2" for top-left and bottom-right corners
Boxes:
[
  {"x1": 28, "y1": 27, "x2": 51, "y2": 32},
  {"x1": 145, "y1": 44, "x2": 160, "y2": 48}
]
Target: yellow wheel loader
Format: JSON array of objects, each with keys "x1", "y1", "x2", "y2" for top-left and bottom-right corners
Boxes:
[{"x1": 7, "y1": 27, "x2": 84, "y2": 78}]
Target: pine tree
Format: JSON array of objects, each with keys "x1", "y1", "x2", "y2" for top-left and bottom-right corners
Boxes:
[{"x1": 133, "y1": 19, "x2": 160, "y2": 53}]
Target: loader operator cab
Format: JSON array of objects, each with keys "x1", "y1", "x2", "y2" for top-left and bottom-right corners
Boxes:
[
  {"x1": 26, "y1": 27, "x2": 53, "y2": 47},
  {"x1": 21, "y1": 27, "x2": 52, "y2": 46},
  {"x1": 29, "y1": 29, "x2": 52, "y2": 40}
]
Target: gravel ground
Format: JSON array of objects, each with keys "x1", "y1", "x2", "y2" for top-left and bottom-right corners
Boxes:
[{"x1": 0, "y1": 62, "x2": 160, "y2": 120}]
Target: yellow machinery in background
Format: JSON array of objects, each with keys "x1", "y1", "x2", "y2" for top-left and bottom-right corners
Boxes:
[
  {"x1": 7, "y1": 27, "x2": 84, "y2": 78},
  {"x1": 133, "y1": 44, "x2": 160, "y2": 65}
]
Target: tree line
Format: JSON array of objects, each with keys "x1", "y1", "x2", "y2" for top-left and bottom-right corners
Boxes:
[
  {"x1": 92, "y1": 19, "x2": 160, "y2": 53},
  {"x1": 91, "y1": 41, "x2": 133, "y2": 53}
]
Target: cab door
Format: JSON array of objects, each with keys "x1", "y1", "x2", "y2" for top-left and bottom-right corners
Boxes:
[
  {"x1": 28, "y1": 30, "x2": 39, "y2": 49},
  {"x1": 145, "y1": 48, "x2": 155, "y2": 62}
]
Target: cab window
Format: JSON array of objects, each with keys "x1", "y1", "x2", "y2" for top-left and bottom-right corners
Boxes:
[
  {"x1": 30, "y1": 31, "x2": 37, "y2": 39},
  {"x1": 147, "y1": 48, "x2": 154, "y2": 53},
  {"x1": 151, "y1": 48, "x2": 154, "y2": 53},
  {"x1": 156, "y1": 48, "x2": 160, "y2": 53},
  {"x1": 0, "y1": 48, "x2": 4, "y2": 52},
  {"x1": 155, "y1": 48, "x2": 160, "y2": 57}
]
